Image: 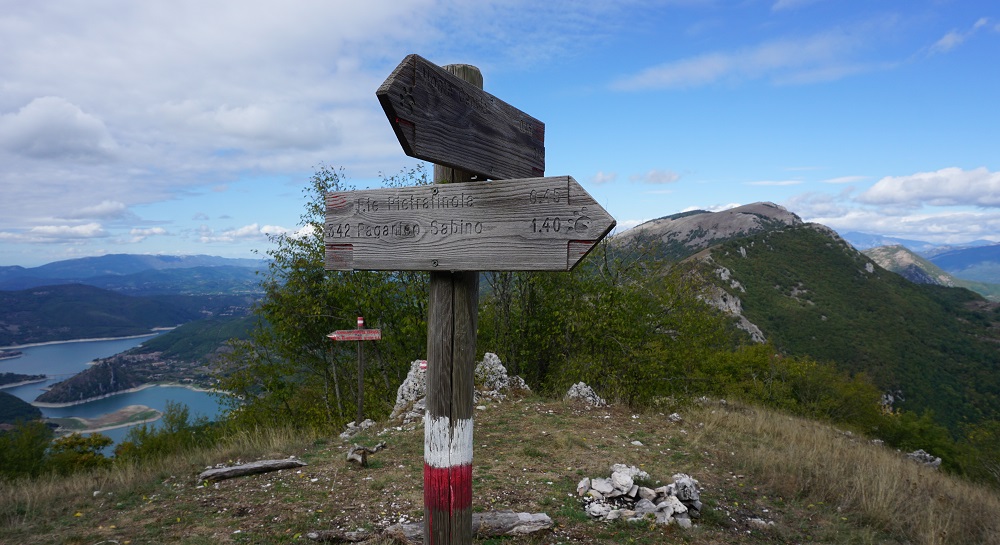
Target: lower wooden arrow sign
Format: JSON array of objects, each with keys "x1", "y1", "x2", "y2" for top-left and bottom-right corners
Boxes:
[
  {"x1": 324, "y1": 176, "x2": 615, "y2": 271},
  {"x1": 327, "y1": 329, "x2": 382, "y2": 341}
]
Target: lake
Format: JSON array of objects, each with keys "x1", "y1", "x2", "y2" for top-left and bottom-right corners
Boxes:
[{"x1": 0, "y1": 335, "x2": 227, "y2": 445}]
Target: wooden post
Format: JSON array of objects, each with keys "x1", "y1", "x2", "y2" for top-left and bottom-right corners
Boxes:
[
  {"x1": 424, "y1": 64, "x2": 482, "y2": 545},
  {"x1": 356, "y1": 316, "x2": 365, "y2": 425}
]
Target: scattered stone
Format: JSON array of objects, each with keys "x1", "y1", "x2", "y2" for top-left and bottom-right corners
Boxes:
[
  {"x1": 630, "y1": 440, "x2": 644, "y2": 446},
  {"x1": 339, "y1": 419, "x2": 375, "y2": 440},
  {"x1": 668, "y1": 412, "x2": 683, "y2": 423},
  {"x1": 610, "y1": 463, "x2": 650, "y2": 482},
  {"x1": 591, "y1": 477, "x2": 614, "y2": 495},
  {"x1": 578, "y1": 464, "x2": 703, "y2": 527},
  {"x1": 906, "y1": 449, "x2": 942, "y2": 469},
  {"x1": 564, "y1": 382, "x2": 607, "y2": 407},
  {"x1": 587, "y1": 502, "x2": 612, "y2": 518},
  {"x1": 610, "y1": 470, "x2": 634, "y2": 493}
]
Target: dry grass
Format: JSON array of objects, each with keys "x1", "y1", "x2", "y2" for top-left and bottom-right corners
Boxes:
[
  {"x1": 2, "y1": 397, "x2": 999, "y2": 544},
  {"x1": 688, "y1": 400, "x2": 1000, "y2": 545}
]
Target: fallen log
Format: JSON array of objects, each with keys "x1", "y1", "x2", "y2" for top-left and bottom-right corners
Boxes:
[
  {"x1": 198, "y1": 458, "x2": 307, "y2": 482},
  {"x1": 307, "y1": 511, "x2": 552, "y2": 543},
  {"x1": 346, "y1": 441, "x2": 387, "y2": 467}
]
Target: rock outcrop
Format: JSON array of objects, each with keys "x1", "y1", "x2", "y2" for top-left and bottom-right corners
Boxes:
[{"x1": 390, "y1": 354, "x2": 530, "y2": 423}]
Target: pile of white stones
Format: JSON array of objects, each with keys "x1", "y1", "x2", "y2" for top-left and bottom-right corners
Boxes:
[{"x1": 577, "y1": 464, "x2": 702, "y2": 528}]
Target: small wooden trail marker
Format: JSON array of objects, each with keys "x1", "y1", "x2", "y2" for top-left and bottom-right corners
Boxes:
[
  {"x1": 324, "y1": 176, "x2": 615, "y2": 272},
  {"x1": 377, "y1": 54, "x2": 545, "y2": 181},
  {"x1": 327, "y1": 316, "x2": 382, "y2": 425}
]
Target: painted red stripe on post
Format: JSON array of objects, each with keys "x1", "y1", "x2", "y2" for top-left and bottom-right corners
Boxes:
[
  {"x1": 450, "y1": 464, "x2": 473, "y2": 512},
  {"x1": 423, "y1": 464, "x2": 473, "y2": 513}
]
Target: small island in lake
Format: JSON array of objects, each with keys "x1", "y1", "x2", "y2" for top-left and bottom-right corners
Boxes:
[{"x1": 0, "y1": 350, "x2": 23, "y2": 361}]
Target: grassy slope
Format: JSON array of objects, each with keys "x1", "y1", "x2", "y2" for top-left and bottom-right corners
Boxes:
[{"x1": 2, "y1": 396, "x2": 998, "y2": 545}]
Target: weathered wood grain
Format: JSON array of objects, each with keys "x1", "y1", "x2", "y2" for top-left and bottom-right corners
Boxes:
[
  {"x1": 324, "y1": 176, "x2": 615, "y2": 271},
  {"x1": 376, "y1": 54, "x2": 545, "y2": 180}
]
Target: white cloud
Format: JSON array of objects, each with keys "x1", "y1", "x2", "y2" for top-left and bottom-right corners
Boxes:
[
  {"x1": 19, "y1": 223, "x2": 108, "y2": 241},
  {"x1": 820, "y1": 175, "x2": 867, "y2": 184},
  {"x1": 129, "y1": 227, "x2": 168, "y2": 243},
  {"x1": 0, "y1": 97, "x2": 117, "y2": 160},
  {"x1": 772, "y1": 0, "x2": 823, "y2": 11},
  {"x1": 930, "y1": 18, "x2": 991, "y2": 54},
  {"x1": 857, "y1": 167, "x2": 1000, "y2": 208},
  {"x1": 591, "y1": 171, "x2": 618, "y2": 184},
  {"x1": 612, "y1": 29, "x2": 866, "y2": 90},
  {"x1": 70, "y1": 200, "x2": 129, "y2": 219},
  {"x1": 804, "y1": 207, "x2": 1000, "y2": 245},
  {"x1": 196, "y1": 222, "x2": 303, "y2": 244},
  {"x1": 747, "y1": 180, "x2": 802, "y2": 186},
  {"x1": 681, "y1": 203, "x2": 741, "y2": 213},
  {"x1": 630, "y1": 169, "x2": 681, "y2": 184},
  {"x1": 613, "y1": 218, "x2": 652, "y2": 233}
]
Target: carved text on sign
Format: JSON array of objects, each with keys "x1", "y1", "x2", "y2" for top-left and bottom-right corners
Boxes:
[{"x1": 324, "y1": 176, "x2": 615, "y2": 271}]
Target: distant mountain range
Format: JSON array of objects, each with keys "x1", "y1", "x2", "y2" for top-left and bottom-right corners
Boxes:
[
  {"x1": 624, "y1": 203, "x2": 1000, "y2": 431},
  {"x1": 863, "y1": 245, "x2": 1000, "y2": 301},
  {"x1": 838, "y1": 232, "x2": 1000, "y2": 286},
  {"x1": 0, "y1": 254, "x2": 266, "y2": 295},
  {"x1": 0, "y1": 254, "x2": 264, "y2": 346}
]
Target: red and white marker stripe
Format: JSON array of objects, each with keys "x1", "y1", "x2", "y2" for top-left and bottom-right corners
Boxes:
[{"x1": 423, "y1": 414, "x2": 473, "y2": 515}]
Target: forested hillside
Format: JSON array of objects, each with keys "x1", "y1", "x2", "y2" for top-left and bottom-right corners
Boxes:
[
  {"x1": 0, "y1": 284, "x2": 257, "y2": 346},
  {"x1": 700, "y1": 225, "x2": 1000, "y2": 429},
  {"x1": 0, "y1": 284, "x2": 199, "y2": 346},
  {"x1": 0, "y1": 391, "x2": 42, "y2": 424}
]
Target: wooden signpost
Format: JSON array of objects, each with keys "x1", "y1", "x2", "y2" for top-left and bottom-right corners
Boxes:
[
  {"x1": 324, "y1": 176, "x2": 615, "y2": 271},
  {"x1": 327, "y1": 316, "x2": 382, "y2": 425},
  {"x1": 326, "y1": 56, "x2": 615, "y2": 545}
]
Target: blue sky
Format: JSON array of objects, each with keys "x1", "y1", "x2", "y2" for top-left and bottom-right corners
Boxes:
[{"x1": 1, "y1": 0, "x2": 997, "y2": 266}]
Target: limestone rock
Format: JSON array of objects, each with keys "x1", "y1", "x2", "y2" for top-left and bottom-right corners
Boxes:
[
  {"x1": 591, "y1": 477, "x2": 614, "y2": 495},
  {"x1": 564, "y1": 382, "x2": 607, "y2": 407},
  {"x1": 906, "y1": 449, "x2": 942, "y2": 469},
  {"x1": 389, "y1": 360, "x2": 427, "y2": 422},
  {"x1": 611, "y1": 470, "x2": 634, "y2": 493},
  {"x1": 474, "y1": 353, "x2": 530, "y2": 401}
]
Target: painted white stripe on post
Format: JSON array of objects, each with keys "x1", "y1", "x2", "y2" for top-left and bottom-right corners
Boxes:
[{"x1": 424, "y1": 414, "x2": 473, "y2": 468}]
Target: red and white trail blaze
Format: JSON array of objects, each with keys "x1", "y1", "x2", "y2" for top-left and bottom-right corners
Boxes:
[{"x1": 424, "y1": 414, "x2": 474, "y2": 513}]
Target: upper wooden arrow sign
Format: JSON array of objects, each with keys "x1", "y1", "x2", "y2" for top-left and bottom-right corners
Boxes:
[
  {"x1": 376, "y1": 54, "x2": 545, "y2": 180},
  {"x1": 324, "y1": 176, "x2": 615, "y2": 272}
]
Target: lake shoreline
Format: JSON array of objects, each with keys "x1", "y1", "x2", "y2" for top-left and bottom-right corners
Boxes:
[{"x1": 0, "y1": 328, "x2": 174, "y2": 351}]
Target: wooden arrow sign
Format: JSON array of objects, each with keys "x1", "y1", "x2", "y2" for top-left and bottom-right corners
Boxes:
[
  {"x1": 325, "y1": 176, "x2": 615, "y2": 271},
  {"x1": 376, "y1": 54, "x2": 545, "y2": 180},
  {"x1": 327, "y1": 329, "x2": 382, "y2": 341}
]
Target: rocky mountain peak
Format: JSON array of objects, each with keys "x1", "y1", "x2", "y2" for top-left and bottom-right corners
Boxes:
[{"x1": 618, "y1": 202, "x2": 803, "y2": 252}]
